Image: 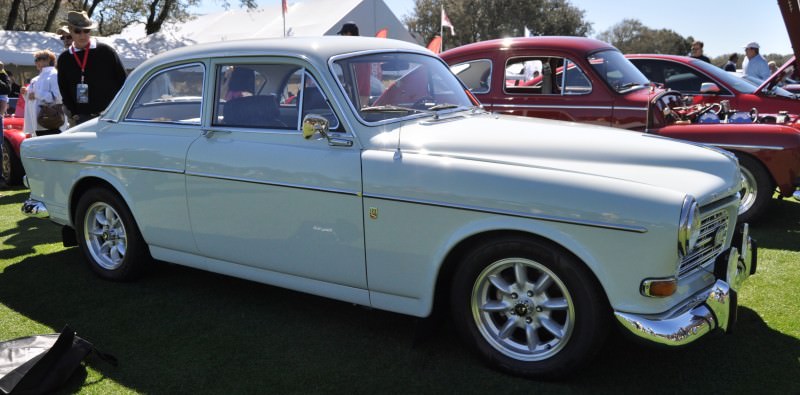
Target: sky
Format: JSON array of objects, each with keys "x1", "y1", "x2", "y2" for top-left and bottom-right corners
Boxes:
[{"x1": 195, "y1": 0, "x2": 795, "y2": 57}]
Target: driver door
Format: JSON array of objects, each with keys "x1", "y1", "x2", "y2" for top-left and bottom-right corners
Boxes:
[{"x1": 185, "y1": 59, "x2": 368, "y2": 302}]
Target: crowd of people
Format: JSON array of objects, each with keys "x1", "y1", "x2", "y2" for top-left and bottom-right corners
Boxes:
[{"x1": 689, "y1": 39, "x2": 777, "y2": 81}]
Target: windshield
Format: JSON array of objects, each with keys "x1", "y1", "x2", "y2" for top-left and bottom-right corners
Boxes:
[
  {"x1": 332, "y1": 52, "x2": 475, "y2": 123},
  {"x1": 690, "y1": 59, "x2": 761, "y2": 94},
  {"x1": 588, "y1": 49, "x2": 650, "y2": 93},
  {"x1": 692, "y1": 59, "x2": 797, "y2": 99}
]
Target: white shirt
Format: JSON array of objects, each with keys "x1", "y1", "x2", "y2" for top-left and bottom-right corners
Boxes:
[{"x1": 23, "y1": 66, "x2": 65, "y2": 134}]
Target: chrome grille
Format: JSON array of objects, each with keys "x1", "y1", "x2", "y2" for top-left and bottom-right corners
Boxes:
[{"x1": 678, "y1": 210, "x2": 729, "y2": 277}]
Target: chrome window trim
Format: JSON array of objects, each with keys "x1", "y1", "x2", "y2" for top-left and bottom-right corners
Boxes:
[
  {"x1": 122, "y1": 62, "x2": 206, "y2": 125},
  {"x1": 503, "y1": 55, "x2": 594, "y2": 97},
  {"x1": 451, "y1": 59, "x2": 493, "y2": 94}
]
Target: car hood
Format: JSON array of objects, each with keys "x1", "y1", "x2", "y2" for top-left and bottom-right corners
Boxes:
[
  {"x1": 779, "y1": 0, "x2": 800, "y2": 63},
  {"x1": 375, "y1": 112, "x2": 740, "y2": 206},
  {"x1": 764, "y1": 2, "x2": 800, "y2": 93}
]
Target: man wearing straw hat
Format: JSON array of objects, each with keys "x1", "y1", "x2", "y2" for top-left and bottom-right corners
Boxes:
[{"x1": 56, "y1": 11, "x2": 126, "y2": 125}]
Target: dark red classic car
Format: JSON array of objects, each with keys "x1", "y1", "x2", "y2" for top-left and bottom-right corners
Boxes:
[
  {"x1": 625, "y1": 53, "x2": 799, "y2": 114},
  {"x1": 441, "y1": 34, "x2": 800, "y2": 222},
  {"x1": 1, "y1": 113, "x2": 26, "y2": 186}
]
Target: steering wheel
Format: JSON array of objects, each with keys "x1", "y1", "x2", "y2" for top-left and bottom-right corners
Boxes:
[{"x1": 651, "y1": 90, "x2": 683, "y2": 122}]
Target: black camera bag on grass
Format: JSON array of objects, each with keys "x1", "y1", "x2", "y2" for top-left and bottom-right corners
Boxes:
[{"x1": 0, "y1": 325, "x2": 116, "y2": 395}]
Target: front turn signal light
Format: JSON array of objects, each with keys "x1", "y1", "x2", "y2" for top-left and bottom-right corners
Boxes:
[{"x1": 641, "y1": 278, "x2": 677, "y2": 297}]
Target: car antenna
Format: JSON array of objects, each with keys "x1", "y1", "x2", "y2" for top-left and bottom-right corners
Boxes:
[{"x1": 394, "y1": 124, "x2": 403, "y2": 160}]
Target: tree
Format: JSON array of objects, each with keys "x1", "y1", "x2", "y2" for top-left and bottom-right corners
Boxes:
[
  {"x1": 404, "y1": 0, "x2": 592, "y2": 51},
  {"x1": 1, "y1": 0, "x2": 257, "y2": 35},
  {"x1": 596, "y1": 19, "x2": 691, "y2": 55}
]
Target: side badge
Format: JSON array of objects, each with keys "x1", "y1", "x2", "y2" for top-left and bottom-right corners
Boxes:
[{"x1": 369, "y1": 207, "x2": 378, "y2": 220}]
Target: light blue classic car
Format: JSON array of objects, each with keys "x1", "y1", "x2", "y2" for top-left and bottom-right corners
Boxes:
[{"x1": 21, "y1": 37, "x2": 755, "y2": 378}]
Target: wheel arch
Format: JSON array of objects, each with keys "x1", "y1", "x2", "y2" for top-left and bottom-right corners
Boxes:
[
  {"x1": 69, "y1": 176, "x2": 136, "y2": 228},
  {"x1": 730, "y1": 150, "x2": 776, "y2": 189},
  {"x1": 430, "y1": 229, "x2": 610, "y2": 320}
]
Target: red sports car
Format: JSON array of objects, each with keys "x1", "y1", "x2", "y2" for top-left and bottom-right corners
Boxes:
[
  {"x1": 625, "y1": 53, "x2": 799, "y2": 114},
  {"x1": 441, "y1": 33, "x2": 800, "y2": 222}
]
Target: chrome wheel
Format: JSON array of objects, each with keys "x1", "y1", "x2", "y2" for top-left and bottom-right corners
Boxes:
[
  {"x1": 738, "y1": 164, "x2": 757, "y2": 216},
  {"x1": 471, "y1": 257, "x2": 574, "y2": 361},
  {"x1": 83, "y1": 201, "x2": 128, "y2": 271}
]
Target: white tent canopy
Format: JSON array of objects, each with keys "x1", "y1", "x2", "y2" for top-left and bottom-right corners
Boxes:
[
  {"x1": 166, "y1": 0, "x2": 416, "y2": 44},
  {"x1": 0, "y1": 0, "x2": 417, "y2": 69},
  {"x1": 0, "y1": 30, "x2": 191, "y2": 69}
]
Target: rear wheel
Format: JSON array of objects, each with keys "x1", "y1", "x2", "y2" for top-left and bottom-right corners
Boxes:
[
  {"x1": 1, "y1": 139, "x2": 24, "y2": 185},
  {"x1": 75, "y1": 188, "x2": 151, "y2": 281},
  {"x1": 450, "y1": 236, "x2": 609, "y2": 378},
  {"x1": 736, "y1": 154, "x2": 773, "y2": 223}
]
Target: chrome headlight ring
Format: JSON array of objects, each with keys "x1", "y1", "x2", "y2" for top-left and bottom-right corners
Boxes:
[{"x1": 678, "y1": 196, "x2": 701, "y2": 258}]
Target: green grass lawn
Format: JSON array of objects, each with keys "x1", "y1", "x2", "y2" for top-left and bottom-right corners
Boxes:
[{"x1": 1, "y1": 186, "x2": 798, "y2": 394}]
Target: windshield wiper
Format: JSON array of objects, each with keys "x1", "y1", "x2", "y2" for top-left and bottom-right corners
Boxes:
[
  {"x1": 428, "y1": 103, "x2": 460, "y2": 111},
  {"x1": 616, "y1": 82, "x2": 645, "y2": 92},
  {"x1": 360, "y1": 105, "x2": 421, "y2": 113}
]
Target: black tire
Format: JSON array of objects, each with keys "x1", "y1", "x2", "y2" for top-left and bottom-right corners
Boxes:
[
  {"x1": 450, "y1": 235, "x2": 609, "y2": 379},
  {"x1": 75, "y1": 187, "x2": 151, "y2": 281},
  {"x1": 2, "y1": 138, "x2": 24, "y2": 185},
  {"x1": 735, "y1": 154, "x2": 773, "y2": 223}
]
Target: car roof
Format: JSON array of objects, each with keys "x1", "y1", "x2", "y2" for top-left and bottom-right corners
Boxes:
[
  {"x1": 135, "y1": 36, "x2": 430, "y2": 72},
  {"x1": 440, "y1": 36, "x2": 617, "y2": 60}
]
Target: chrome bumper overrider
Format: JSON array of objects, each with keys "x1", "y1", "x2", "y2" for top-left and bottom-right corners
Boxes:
[
  {"x1": 21, "y1": 198, "x2": 49, "y2": 218},
  {"x1": 615, "y1": 224, "x2": 756, "y2": 346}
]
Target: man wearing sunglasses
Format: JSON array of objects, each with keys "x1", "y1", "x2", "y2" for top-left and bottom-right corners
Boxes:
[
  {"x1": 56, "y1": 11, "x2": 126, "y2": 125},
  {"x1": 57, "y1": 26, "x2": 73, "y2": 49}
]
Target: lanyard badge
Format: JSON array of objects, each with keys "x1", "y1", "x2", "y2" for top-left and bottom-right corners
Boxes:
[{"x1": 72, "y1": 45, "x2": 90, "y2": 103}]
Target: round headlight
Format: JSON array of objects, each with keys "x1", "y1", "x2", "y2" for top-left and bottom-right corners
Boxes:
[{"x1": 678, "y1": 196, "x2": 701, "y2": 258}]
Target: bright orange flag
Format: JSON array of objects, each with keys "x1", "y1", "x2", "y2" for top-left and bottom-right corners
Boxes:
[
  {"x1": 427, "y1": 36, "x2": 442, "y2": 54},
  {"x1": 375, "y1": 28, "x2": 388, "y2": 38}
]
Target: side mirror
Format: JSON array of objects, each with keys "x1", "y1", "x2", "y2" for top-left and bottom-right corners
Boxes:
[
  {"x1": 699, "y1": 82, "x2": 720, "y2": 94},
  {"x1": 302, "y1": 113, "x2": 330, "y2": 140}
]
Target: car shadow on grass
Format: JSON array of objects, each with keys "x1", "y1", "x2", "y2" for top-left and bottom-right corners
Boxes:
[
  {"x1": 752, "y1": 196, "x2": 800, "y2": 252},
  {"x1": 0, "y1": 249, "x2": 798, "y2": 393}
]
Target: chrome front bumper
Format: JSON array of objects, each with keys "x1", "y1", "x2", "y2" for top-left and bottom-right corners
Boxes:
[
  {"x1": 21, "y1": 198, "x2": 49, "y2": 218},
  {"x1": 615, "y1": 224, "x2": 756, "y2": 346}
]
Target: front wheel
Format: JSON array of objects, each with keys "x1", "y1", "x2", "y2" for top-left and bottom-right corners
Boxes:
[
  {"x1": 450, "y1": 236, "x2": 609, "y2": 378},
  {"x1": 75, "y1": 188, "x2": 151, "y2": 281}
]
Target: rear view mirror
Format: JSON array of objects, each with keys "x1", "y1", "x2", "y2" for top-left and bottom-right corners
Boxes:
[{"x1": 302, "y1": 114, "x2": 330, "y2": 140}]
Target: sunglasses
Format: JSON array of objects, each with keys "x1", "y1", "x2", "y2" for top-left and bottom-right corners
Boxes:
[
  {"x1": 71, "y1": 28, "x2": 91, "y2": 34},
  {"x1": 60, "y1": 36, "x2": 72, "y2": 41}
]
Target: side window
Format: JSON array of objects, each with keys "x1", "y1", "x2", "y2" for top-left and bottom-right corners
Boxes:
[
  {"x1": 450, "y1": 59, "x2": 492, "y2": 94},
  {"x1": 125, "y1": 64, "x2": 204, "y2": 124},
  {"x1": 504, "y1": 57, "x2": 591, "y2": 95},
  {"x1": 630, "y1": 59, "x2": 662, "y2": 83},
  {"x1": 300, "y1": 72, "x2": 340, "y2": 130},
  {"x1": 213, "y1": 63, "x2": 301, "y2": 130},
  {"x1": 561, "y1": 60, "x2": 591, "y2": 95},
  {"x1": 661, "y1": 62, "x2": 728, "y2": 95}
]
